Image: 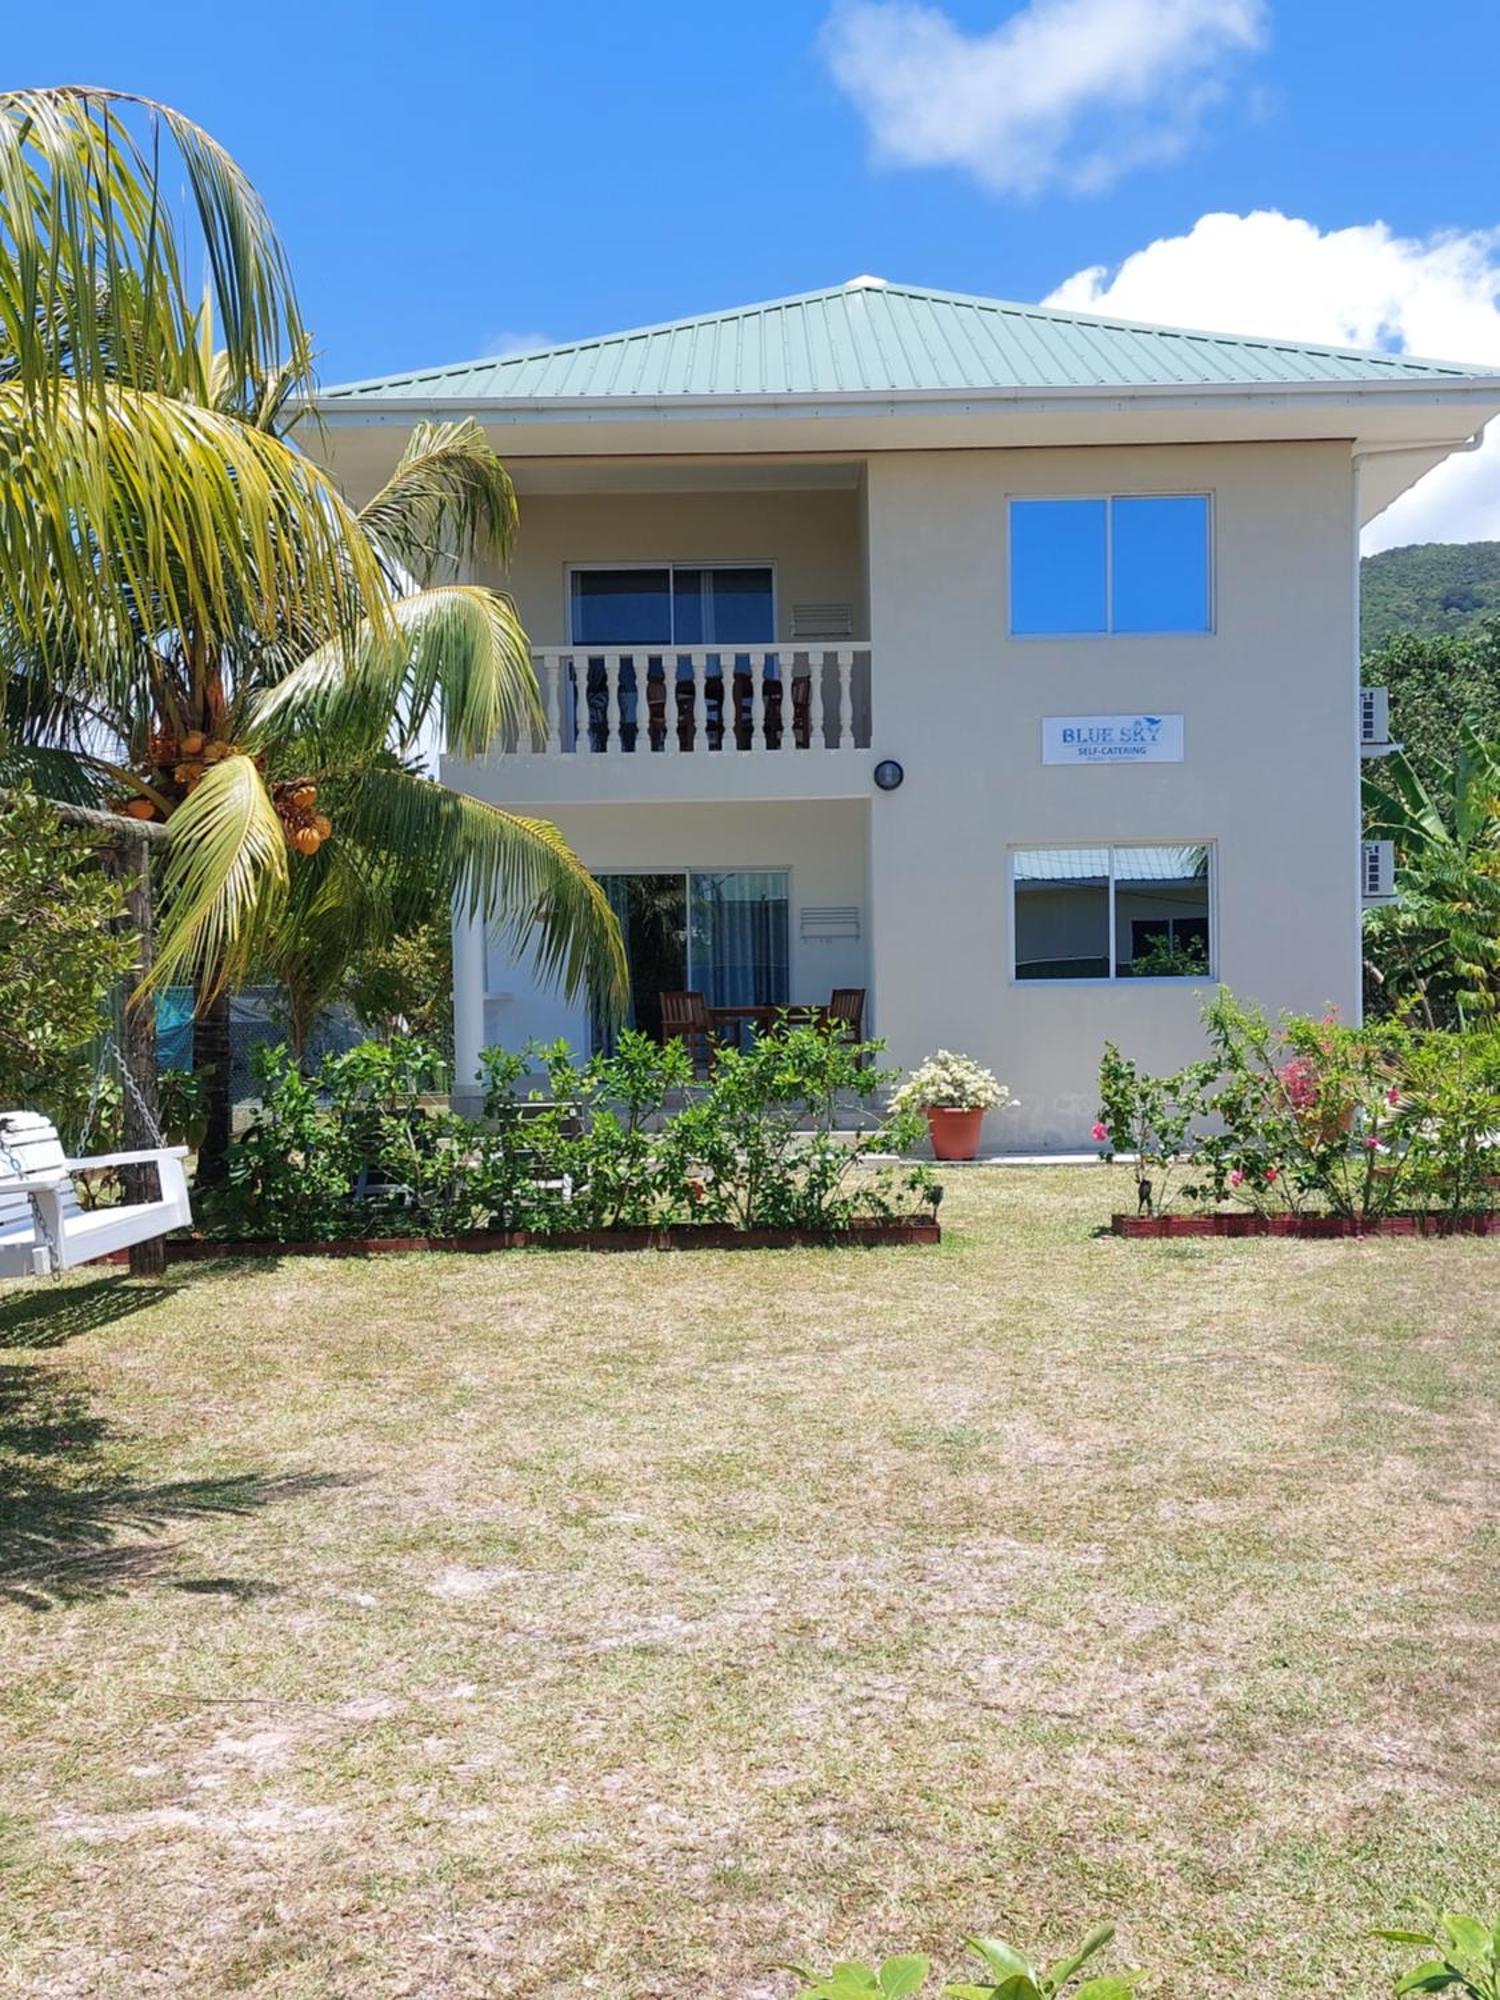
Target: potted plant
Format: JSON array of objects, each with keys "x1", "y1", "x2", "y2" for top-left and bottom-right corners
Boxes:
[{"x1": 893, "y1": 1051, "x2": 1014, "y2": 1161}]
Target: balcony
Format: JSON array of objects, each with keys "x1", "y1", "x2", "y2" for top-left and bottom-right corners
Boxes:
[{"x1": 474, "y1": 644, "x2": 875, "y2": 804}]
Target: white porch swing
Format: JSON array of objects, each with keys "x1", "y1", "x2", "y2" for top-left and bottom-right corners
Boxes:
[
  {"x1": 0, "y1": 1048, "x2": 192, "y2": 1278},
  {"x1": 0, "y1": 798, "x2": 193, "y2": 1279}
]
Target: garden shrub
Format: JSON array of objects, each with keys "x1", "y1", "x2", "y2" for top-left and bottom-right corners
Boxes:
[
  {"x1": 1095, "y1": 988, "x2": 1500, "y2": 1221},
  {"x1": 0, "y1": 788, "x2": 137, "y2": 1148},
  {"x1": 209, "y1": 1046, "x2": 358, "y2": 1241},
  {"x1": 206, "y1": 1024, "x2": 932, "y2": 1241},
  {"x1": 1096, "y1": 1043, "x2": 1216, "y2": 1215},
  {"x1": 518, "y1": 1031, "x2": 696, "y2": 1231},
  {"x1": 656, "y1": 1024, "x2": 930, "y2": 1230}
]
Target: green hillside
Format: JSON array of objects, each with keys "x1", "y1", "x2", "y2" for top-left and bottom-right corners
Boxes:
[{"x1": 1361, "y1": 540, "x2": 1500, "y2": 647}]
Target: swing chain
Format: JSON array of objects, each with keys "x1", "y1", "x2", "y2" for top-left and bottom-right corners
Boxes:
[{"x1": 79, "y1": 1033, "x2": 168, "y2": 1153}]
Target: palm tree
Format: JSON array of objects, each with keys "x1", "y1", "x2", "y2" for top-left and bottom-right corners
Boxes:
[
  {"x1": 1363, "y1": 719, "x2": 1500, "y2": 1027},
  {"x1": 0, "y1": 87, "x2": 623, "y2": 1177}
]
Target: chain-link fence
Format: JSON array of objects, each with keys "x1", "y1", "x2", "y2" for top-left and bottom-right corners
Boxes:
[{"x1": 156, "y1": 985, "x2": 369, "y2": 1104}]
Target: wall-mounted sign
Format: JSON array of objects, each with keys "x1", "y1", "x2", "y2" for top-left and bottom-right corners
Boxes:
[{"x1": 1042, "y1": 714, "x2": 1184, "y2": 765}]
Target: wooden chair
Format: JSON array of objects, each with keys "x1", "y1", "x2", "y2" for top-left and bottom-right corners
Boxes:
[
  {"x1": 825, "y1": 987, "x2": 866, "y2": 1047},
  {"x1": 659, "y1": 990, "x2": 716, "y2": 1075}
]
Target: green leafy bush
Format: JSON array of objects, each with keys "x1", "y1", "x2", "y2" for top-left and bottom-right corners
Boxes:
[
  {"x1": 519, "y1": 1031, "x2": 695, "y2": 1230},
  {"x1": 1095, "y1": 989, "x2": 1500, "y2": 1221},
  {"x1": 206, "y1": 1024, "x2": 931, "y2": 1241},
  {"x1": 1378, "y1": 1906, "x2": 1500, "y2": 1997},
  {"x1": 791, "y1": 1923, "x2": 1138, "y2": 1999},
  {"x1": 0, "y1": 789, "x2": 137, "y2": 1146},
  {"x1": 1096, "y1": 1043, "x2": 1216, "y2": 1215},
  {"x1": 659, "y1": 1024, "x2": 930, "y2": 1230},
  {"x1": 209, "y1": 1045, "x2": 359, "y2": 1241}
]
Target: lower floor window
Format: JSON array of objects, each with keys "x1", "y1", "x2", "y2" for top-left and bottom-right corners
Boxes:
[{"x1": 1013, "y1": 844, "x2": 1212, "y2": 981}]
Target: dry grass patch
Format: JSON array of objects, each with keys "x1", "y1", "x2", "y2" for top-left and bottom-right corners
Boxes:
[{"x1": 1, "y1": 1170, "x2": 1498, "y2": 1997}]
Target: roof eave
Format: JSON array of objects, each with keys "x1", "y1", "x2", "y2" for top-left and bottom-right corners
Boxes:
[{"x1": 304, "y1": 377, "x2": 1500, "y2": 426}]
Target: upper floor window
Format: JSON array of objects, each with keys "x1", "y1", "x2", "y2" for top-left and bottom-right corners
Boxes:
[
  {"x1": 1009, "y1": 496, "x2": 1211, "y2": 637},
  {"x1": 569, "y1": 565, "x2": 774, "y2": 646}
]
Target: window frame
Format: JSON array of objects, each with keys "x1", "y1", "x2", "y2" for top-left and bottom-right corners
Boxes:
[
  {"x1": 1007, "y1": 840, "x2": 1218, "y2": 986},
  {"x1": 564, "y1": 560, "x2": 780, "y2": 647},
  {"x1": 1006, "y1": 493, "x2": 1215, "y2": 639}
]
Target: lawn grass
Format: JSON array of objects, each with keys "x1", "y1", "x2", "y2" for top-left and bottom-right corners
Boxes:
[{"x1": 2, "y1": 1169, "x2": 1498, "y2": 1997}]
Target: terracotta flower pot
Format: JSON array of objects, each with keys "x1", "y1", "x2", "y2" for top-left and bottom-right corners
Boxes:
[{"x1": 925, "y1": 1105, "x2": 985, "y2": 1160}]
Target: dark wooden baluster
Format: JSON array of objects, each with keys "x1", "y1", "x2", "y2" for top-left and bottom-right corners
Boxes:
[
  {"x1": 764, "y1": 663, "x2": 784, "y2": 750},
  {"x1": 645, "y1": 659, "x2": 667, "y2": 752},
  {"x1": 791, "y1": 670, "x2": 812, "y2": 750}
]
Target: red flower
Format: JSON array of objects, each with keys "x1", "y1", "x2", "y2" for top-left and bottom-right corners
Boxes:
[
  {"x1": 1265, "y1": 1166, "x2": 1279, "y2": 1184},
  {"x1": 1091, "y1": 1121, "x2": 1109, "y2": 1142}
]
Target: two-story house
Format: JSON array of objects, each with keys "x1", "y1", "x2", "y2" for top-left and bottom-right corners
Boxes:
[{"x1": 310, "y1": 279, "x2": 1500, "y2": 1150}]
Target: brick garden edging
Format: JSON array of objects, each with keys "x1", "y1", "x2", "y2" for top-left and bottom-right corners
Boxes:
[
  {"x1": 1113, "y1": 1212, "x2": 1500, "y2": 1238},
  {"x1": 109, "y1": 1217, "x2": 941, "y2": 1263}
]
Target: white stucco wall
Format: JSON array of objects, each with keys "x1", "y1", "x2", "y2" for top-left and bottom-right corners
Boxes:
[{"x1": 863, "y1": 440, "x2": 1362, "y2": 1150}]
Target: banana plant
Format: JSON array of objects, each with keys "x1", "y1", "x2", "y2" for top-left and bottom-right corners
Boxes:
[
  {"x1": 791, "y1": 1924, "x2": 1139, "y2": 2000},
  {"x1": 947, "y1": 1925, "x2": 1139, "y2": 2000},
  {"x1": 1377, "y1": 1909, "x2": 1500, "y2": 1997},
  {"x1": 791, "y1": 1956, "x2": 930, "y2": 1998}
]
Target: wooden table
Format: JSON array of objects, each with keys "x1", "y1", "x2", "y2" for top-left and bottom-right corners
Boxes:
[{"x1": 707, "y1": 1002, "x2": 826, "y2": 1047}]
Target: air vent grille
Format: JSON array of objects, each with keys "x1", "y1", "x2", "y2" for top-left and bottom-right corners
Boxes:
[
  {"x1": 800, "y1": 905, "x2": 861, "y2": 942},
  {"x1": 792, "y1": 602, "x2": 854, "y2": 640}
]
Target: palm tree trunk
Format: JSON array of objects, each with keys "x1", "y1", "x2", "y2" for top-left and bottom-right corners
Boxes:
[{"x1": 194, "y1": 983, "x2": 234, "y2": 1186}]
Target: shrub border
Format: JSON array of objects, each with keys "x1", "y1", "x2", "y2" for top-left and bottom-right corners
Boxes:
[
  {"x1": 1114, "y1": 1211, "x2": 1500, "y2": 1238},
  {"x1": 99, "y1": 1217, "x2": 941, "y2": 1263}
]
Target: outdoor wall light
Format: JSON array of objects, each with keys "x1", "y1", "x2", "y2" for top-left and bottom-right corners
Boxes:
[{"x1": 873, "y1": 759, "x2": 904, "y2": 791}]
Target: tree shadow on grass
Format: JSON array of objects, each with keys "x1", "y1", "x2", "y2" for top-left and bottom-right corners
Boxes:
[
  {"x1": 0, "y1": 1277, "x2": 176, "y2": 1351},
  {"x1": 0, "y1": 1364, "x2": 354, "y2": 1610}
]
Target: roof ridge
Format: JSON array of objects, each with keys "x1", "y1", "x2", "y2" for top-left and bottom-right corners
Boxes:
[{"x1": 324, "y1": 281, "x2": 907, "y2": 396}]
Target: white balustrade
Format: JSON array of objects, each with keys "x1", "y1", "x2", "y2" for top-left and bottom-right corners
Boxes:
[{"x1": 521, "y1": 645, "x2": 871, "y2": 761}]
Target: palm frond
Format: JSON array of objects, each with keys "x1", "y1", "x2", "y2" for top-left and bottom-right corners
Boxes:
[
  {"x1": 0, "y1": 737, "x2": 110, "y2": 805},
  {"x1": 335, "y1": 765, "x2": 625, "y2": 1012},
  {"x1": 0, "y1": 378, "x2": 391, "y2": 685},
  {"x1": 0, "y1": 87, "x2": 307, "y2": 404},
  {"x1": 153, "y1": 752, "x2": 288, "y2": 992},
  {"x1": 249, "y1": 584, "x2": 539, "y2": 764},
  {"x1": 356, "y1": 419, "x2": 517, "y2": 585}
]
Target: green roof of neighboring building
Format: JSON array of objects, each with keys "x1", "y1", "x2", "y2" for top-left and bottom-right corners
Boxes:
[{"x1": 320, "y1": 277, "x2": 1500, "y2": 407}]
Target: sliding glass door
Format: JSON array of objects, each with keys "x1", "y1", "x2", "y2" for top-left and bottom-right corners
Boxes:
[
  {"x1": 568, "y1": 565, "x2": 775, "y2": 752},
  {"x1": 594, "y1": 869, "x2": 789, "y2": 1048}
]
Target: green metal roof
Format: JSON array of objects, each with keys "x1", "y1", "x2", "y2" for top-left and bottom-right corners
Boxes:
[{"x1": 320, "y1": 277, "x2": 1499, "y2": 407}]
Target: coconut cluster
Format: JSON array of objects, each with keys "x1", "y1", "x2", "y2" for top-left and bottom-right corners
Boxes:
[
  {"x1": 117, "y1": 728, "x2": 237, "y2": 822},
  {"x1": 276, "y1": 781, "x2": 332, "y2": 855},
  {"x1": 116, "y1": 730, "x2": 332, "y2": 856}
]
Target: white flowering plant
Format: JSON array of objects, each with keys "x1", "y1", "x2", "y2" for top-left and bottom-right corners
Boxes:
[{"x1": 891, "y1": 1050, "x2": 1014, "y2": 1114}]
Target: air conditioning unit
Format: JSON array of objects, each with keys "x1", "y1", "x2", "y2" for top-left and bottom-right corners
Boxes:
[
  {"x1": 1362, "y1": 838, "x2": 1396, "y2": 903},
  {"x1": 1360, "y1": 686, "x2": 1391, "y2": 750}
]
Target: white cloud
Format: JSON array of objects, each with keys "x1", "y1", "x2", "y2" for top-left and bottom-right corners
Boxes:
[
  {"x1": 482, "y1": 329, "x2": 553, "y2": 358},
  {"x1": 1047, "y1": 210, "x2": 1500, "y2": 550},
  {"x1": 821, "y1": 0, "x2": 1266, "y2": 196}
]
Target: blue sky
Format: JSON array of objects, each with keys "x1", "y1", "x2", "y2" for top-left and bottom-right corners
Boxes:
[{"x1": 12, "y1": 1, "x2": 1500, "y2": 541}]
